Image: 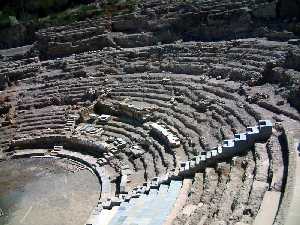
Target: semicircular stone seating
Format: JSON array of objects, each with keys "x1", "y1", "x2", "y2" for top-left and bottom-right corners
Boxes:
[
  {"x1": 2, "y1": 42, "x2": 299, "y2": 225},
  {"x1": 1, "y1": 0, "x2": 300, "y2": 224},
  {"x1": 2, "y1": 41, "x2": 299, "y2": 224}
]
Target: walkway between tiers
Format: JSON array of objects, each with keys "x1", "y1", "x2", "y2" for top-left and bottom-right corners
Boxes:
[
  {"x1": 285, "y1": 126, "x2": 300, "y2": 225},
  {"x1": 163, "y1": 179, "x2": 192, "y2": 225}
]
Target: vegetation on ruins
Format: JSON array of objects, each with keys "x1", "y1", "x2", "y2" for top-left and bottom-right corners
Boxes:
[
  {"x1": 0, "y1": 0, "x2": 138, "y2": 29},
  {"x1": 0, "y1": 1, "x2": 300, "y2": 225}
]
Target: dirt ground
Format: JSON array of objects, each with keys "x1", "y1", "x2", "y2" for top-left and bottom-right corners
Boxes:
[{"x1": 0, "y1": 158, "x2": 100, "y2": 225}]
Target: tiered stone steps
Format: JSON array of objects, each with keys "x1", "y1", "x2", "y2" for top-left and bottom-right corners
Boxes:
[
  {"x1": 175, "y1": 120, "x2": 272, "y2": 176},
  {"x1": 14, "y1": 106, "x2": 67, "y2": 139},
  {"x1": 0, "y1": 57, "x2": 40, "y2": 89},
  {"x1": 83, "y1": 120, "x2": 273, "y2": 225},
  {"x1": 87, "y1": 180, "x2": 183, "y2": 225},
  {"x1": 0, "y1": 14, "x2": 299, "y2": 225},
  {"x1": 33, "y1": 0, "x2": 277, "y2": 58}
]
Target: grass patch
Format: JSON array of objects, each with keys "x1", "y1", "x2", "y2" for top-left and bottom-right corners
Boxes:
[
  {"x1": 36, "y1": 0, "x2": 138, "y2": 27},
  {"x1": 38, "y1": 4, "x2": 102, "y2": 26}
]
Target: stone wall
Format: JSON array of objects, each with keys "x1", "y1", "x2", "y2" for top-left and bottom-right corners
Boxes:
[{"x1": 273, "y1": 126, "x2": 297, "y2": 225}]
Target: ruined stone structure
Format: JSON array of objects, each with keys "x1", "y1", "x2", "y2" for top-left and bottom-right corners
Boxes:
[{"x1": 1, "y1": 1, "x2": 300, "y2": 225}]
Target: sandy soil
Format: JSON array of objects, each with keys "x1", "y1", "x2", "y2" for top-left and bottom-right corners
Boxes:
[{"x1": 0, "y1": 158, "x2": 100, "y2": 225}]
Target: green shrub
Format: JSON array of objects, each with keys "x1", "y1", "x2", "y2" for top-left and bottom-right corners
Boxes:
[
  {"x1": 0, "y1": 0, "x2": 138, "y2": 29},
  {"x1": 9, "y1": 16, "x2": 19, "y2": 26},
  {"x1": 25, "y1": 0, "x2": 70, "y2": 16},
  {"x1": 0, "y1": 11, "x2": 19, "y2": 28},
  {"x1": 39, "y1": 4, "x2": 102, "y2": 26}
]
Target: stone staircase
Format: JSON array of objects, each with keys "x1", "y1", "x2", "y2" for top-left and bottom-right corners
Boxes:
[
  {"x1": 86, "y1": 179, "x2": 183, "y2": 225},
  {"x1": 85, "y1": 119, "x2": 273, "y2": 225},
  {"x1": 178, "y1": 119, "x2": 272, "y2": 176}
]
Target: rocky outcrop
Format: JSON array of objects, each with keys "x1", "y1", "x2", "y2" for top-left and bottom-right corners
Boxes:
[{"x1": 34, "y1": 0, "x2": 281, "y2": 58}]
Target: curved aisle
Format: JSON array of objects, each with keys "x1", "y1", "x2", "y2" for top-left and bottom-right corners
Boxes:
[{"x1": 285, "y1": 125, "x2": 300, "y2": 225}]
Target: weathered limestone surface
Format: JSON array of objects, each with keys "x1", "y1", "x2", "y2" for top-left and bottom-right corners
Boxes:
[{"x1": 0, "y1": 1, "x2": 299, "y2": 225}]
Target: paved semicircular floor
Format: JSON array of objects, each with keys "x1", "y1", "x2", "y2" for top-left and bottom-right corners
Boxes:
[{"x1": 0, "y1": 158, "x2": 100, "y2": 225}]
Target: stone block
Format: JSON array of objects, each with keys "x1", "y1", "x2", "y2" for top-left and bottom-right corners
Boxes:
[
  {"x1": 200, "y1": 153, "x2": 206, "y2": 161},
  {"x1": 211, "y1": 149, "x2": 218, "y2": 158},
  {"x1": 190, "y1": 156, "x2": 196, "y2": 162},
  {"x1": 246, "y1": 126, "x2": 260, "y2": 144},
  {"x1": 234, "y1": 132, "x2": 248, "y2": 153},
  {"x1": 179, "y1": 161, "x2": 186, "y2": 172},
  {"x1": 184, "y1": 161, "x2": 190, "y2": 171},
  {"x1": 131, "y1": 193, "x2": 141, "y2": 198},
  {"x1": 159, "y1": 173, "x2": 169, "y2": 184},
  {"x1": 102, "y1": 200, "x2": 112, "y2": 209},
  {"x1": 258, "y1": 120, "x2": 273, "y2": 140},
  {"x1": 205, "y1": 151, "x2": 214, "y2": 164},
  {"x1": 216, "y1": 145, "x2": 223, "y2": 154},
  {"x1": 142, "y1": 182, "x2": 151, "y2": 194},
  {"x1": 150, "y1": 177, "x2": 160, "y2": 189},
  {"x1": 136, "y1": 186, "x2": 146, "y2": 194},
  {"x1": 111, "y1": 197, "x2": 123, "y2": 206},
  {"x1": 222, "y1": 139, "x2": 235, "y2": 157},
  {"x1": 120, "y1": 174, "x2": 128, "y2": 194},
  {"x1": 53, "y1": 145, "x2": 63, "y2": 151},
  {"x1": 190, "y1": 160, "x2": 196, "y2": 168},
  {"x1": 124, "y1": 194, "x2": 132, "y2": 202}
]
